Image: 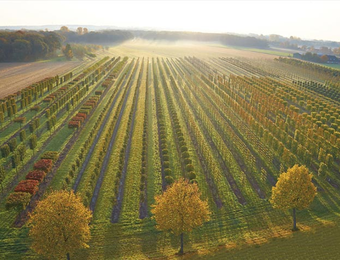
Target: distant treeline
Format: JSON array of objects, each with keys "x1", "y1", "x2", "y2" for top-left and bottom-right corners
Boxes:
[
  {"x1": 0, "y1": 28, "x2": 269, "y2": 62},
  {"x1": 275, "y1": 57, "x2": 340, "y2": 78},
  {"x1": 58, "y1": 27, "x2": 133, "y2": 45},
  {"x1": 133, "y1": 30, "x2": 268, "y2": 48},
  {"x1": 63, "y1": 44, "x2": 103, "y2": 60},
  {"x1": 0, "y1": 31, "x2": 61, "y2": 62}
]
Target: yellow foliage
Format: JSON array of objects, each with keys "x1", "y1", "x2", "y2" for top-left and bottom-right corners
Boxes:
[
  {"x1": 270, "y1": 164, "x2": 317, "y2": 210},
  {"x1": 151, "y1": 178, "x2": 211, "y2": 236},
  {"x1": 28, "y1": 190, "x2": 92, "y2": 259}
]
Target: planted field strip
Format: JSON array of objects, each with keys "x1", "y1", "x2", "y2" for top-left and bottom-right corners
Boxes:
[
  {"x1": 0, "y1": 58, "x2": 117, "y2": 200},
  {"x1": 145, "y1": 60, "x2": 163, "y2": 210},
  {"x1": 181, "y1": 59, "x2": 274, "y2": 193},
  {"x1": 184, "y1": 58, "x2": 280, "y2": 174},
  {"x1": 112, "y1": 58, "x2": 146, "y2": 223},
  {"x1": 161, "y1": 58, "x2": 220, "y2": 208},
  {"x1": 155, "y1": 59, "x2": 183, "y2": 184},
  {"x1": 174, "y1": 59, "x2": 249, "y2": 205},
  {"x1": 190, "y1": 81, "x2": 267, "y2": 199},
  {"x1": 0, "y1": 58, "x2": 113, "y2": 171},
  {"x1": 158, "y1": 59, "x2": 197, "y2": 183},
  {"x1": 0, "y1": 58, "x2": 106, "y2": 145},
  {"x1": 167, "y1": 60, "x2": 243, "y2": 208},
  {"x1": 12, "y1": 58, "x2": 123, "y2": 227},
  {"x1": 139, "y1": 59, "x2": 150, "y2": 219},
  {"x1": 3, "y1": 52, "x2": 340, "y2": 260},
  {"x1": 72, "y1": 58, "x2": 129, "y2": 192},
  {"x1": 187, "y1": 58, "x2": 340, "y2": 201},
  {"x1": 91, "y1": 59, "x2": 141, "y2": 222},
  {"x1": 74, "y1": 59, "x2": 136, "y2": 208},
  {"x1": 49, "y1": 58, "x2": 129, "y2": 192},
  {"x1": 152, "y1": 58, "x2": 167, "y2": 190},
  {"x1": 71, "y1": 60, "x2": 135, "y2": 208},
  {"x1": 89, "y1": 59, "x2": 139, "y2": 214}
]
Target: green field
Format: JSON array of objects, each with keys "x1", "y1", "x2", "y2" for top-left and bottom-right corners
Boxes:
[{"x1": 0, "y1": 42, "x2": 340, "y2": 259}]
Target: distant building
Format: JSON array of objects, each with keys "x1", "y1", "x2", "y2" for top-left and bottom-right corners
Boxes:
[
  {"x1": 325, "y1": 55, "x2": 339, "y2": 64},
  {"x1": 293, "y1": 53, "x2": 302, "y2": 59}
]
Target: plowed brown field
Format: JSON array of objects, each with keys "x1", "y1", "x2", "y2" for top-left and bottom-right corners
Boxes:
[{"x1": 0, "y1": 61, "x2": 83, "y2": 98}]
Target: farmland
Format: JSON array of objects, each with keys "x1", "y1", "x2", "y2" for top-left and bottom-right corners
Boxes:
[
  {"x1": 0, "y1": 60, "x2": 88, "y2": 99},
  {"x1": 0, "y1": 42, "x2": 340, "y2": 259}
]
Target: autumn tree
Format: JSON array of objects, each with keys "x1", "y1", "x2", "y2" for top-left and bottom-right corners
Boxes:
[
  {"x1": 28, "y1": 190, "x2": 92, "y2": 260},
  {"x1": 151, "y1": 178, "x2": 210, "y2": 254},
  {"x1": 63, "y1": 44, "x2": 73, "y2": 60},
  {"x1": 60, "y1": 26, "x2": 70, "y2": 32},
  {"x1": 270, "y1": 165, "x2": 317, "y2": 231},
  {"x1": 76, "y1": 27, "x2": 83, "y2": 35}
]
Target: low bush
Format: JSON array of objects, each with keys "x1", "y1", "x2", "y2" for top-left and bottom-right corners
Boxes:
[
  {"x1": 14, "y1": 180, "x2": 39, "y2": 194},
  {"x1": 26, "y1": 170, "x2": 46, "y2": 182},
  {"x1": 33, "y1": 159, "x2": 53, "y2": 173},
  {"x1": 41, "y1": 151, "x2": 59, "y2": 163},
  {"x1": 6, "y1": 192, "x2": 31, "y2": 210}
]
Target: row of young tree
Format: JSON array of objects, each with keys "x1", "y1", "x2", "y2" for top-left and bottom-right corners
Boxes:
[{"x1": 27, "y1": 164, "x2": 316, "y2": 259}]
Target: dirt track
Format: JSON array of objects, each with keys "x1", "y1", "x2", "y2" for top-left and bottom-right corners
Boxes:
[{"x1": 0, "y1": 61, "x2": 83, "y2": 98}]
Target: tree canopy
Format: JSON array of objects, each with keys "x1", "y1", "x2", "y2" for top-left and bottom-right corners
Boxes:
[
  {"x1": 28, "y1": 190, "x2": 92, "y2": 259},
  {"x1": 151, "y1": 178, "x2": 210, "y2": 254},
  {"x1": 0, "y1": 31, "x2": 61, "y2": 61},
  {"x1": 270, "y1": 164, "x2": 317, "y2": 230}
]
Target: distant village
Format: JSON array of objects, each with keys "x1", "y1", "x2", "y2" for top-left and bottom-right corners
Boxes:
[{"x1": 293, "y1": 52, "x2": 340, "y2": 64}]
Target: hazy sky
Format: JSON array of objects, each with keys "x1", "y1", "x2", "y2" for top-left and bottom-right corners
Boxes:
[{"x1": 1, "y1": 1, "x2": 340, "y2": 41}]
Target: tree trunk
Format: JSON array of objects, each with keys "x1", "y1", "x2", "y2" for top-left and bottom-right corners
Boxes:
[
  {"x1": 179, "y1": 233, "x2": 184, "y2": 255},
  {"x1": 292, "y1": 208, "x2": 297, "y2": 231},
  {"x1": 66, "y1": 253, "x2": 70, "y2": 260}
]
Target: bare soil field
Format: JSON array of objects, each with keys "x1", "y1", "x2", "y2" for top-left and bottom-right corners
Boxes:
[
  {"x1": 108, "y1": 39, "x2": 277, "y2": 59},
  {"x1": 0, "y1": 60, "x2": 84, "y2": 98}
]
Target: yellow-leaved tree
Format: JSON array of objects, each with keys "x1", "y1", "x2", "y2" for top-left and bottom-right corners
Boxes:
[
  {"x1": 151, "y1": 178, "x2": 211, "y2": 254},
  {"x1": 270, "y1": 164, "x2": 317, "y2": 230},
  {"x1": 28, "y1": 190, "x2": 92, "y2": 260}
]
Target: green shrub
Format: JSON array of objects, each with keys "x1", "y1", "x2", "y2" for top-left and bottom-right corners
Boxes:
[
  {"x1": 188, "y1": 171, "x2": 196, "y2": 180},
  {"x1": 6, "y1": 192, "x2": 31, "y2": 210},
  {"x1": 186, "y1": 164, "x2": 194, "y2": 172},
  {"x1": 165, "y1": 176, "x2": 174, "y2": 185},
  {"x1": 8, "y1": 138, "x2": 17, "y2": 152},
  {"x1": 163, "y1": 161, "x2": 170, "y2": 169},
  {"x1": 164, "y1": 168, "x2": 172, "y2": 176},
  {"x1": 1, "y1": 144, "x2": 10, "y2": 158}
]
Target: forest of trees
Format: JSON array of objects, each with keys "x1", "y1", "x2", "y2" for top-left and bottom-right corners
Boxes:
[
  {"x1": 58, "y1": 27, "x2": 134, "y2": 45},
  {"x1": 0, "y1": 31, "x2": 61, "y2": 61},
  {"x1": 0, "y1": 28, "x2": 132, "y2": 62}
]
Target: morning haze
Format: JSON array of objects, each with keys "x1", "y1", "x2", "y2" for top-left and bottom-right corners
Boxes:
[{"x1": 0, "y1": 1, "x2": 340, "y2": 260}]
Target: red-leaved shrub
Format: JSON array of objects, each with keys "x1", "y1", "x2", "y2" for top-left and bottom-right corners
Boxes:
[
  {"x1": 76, "y1": 113, "x2": 87, "y2": 120},
  {"x1": 68, "y1": 120, "x2": 80, "y2": 128},
  {"x1": 26, "y1": 170, "x2": 46, "y2": 182},
  {"x1": 14, "y1": 180, "x2": 39, "y2": 194},
  {"x1": 33, "y1": 159, "x2": 53, "y2": 173}
]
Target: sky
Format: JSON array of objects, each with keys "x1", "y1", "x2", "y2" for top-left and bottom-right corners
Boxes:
[{"x1": 1, "y1": 0, "x2": 340, "y2": 42}]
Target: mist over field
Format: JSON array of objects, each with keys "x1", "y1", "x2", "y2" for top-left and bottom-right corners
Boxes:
[{"x1": 1, "y1": 1, "x2": 340, "y2": 260}]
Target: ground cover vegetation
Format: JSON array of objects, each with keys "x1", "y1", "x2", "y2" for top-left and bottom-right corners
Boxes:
[{"x1": 0, "y1": 47, "x2": 340, "y2": 259}]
